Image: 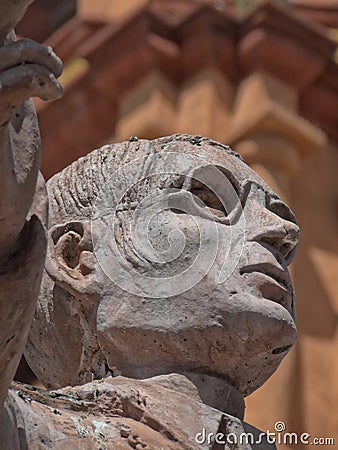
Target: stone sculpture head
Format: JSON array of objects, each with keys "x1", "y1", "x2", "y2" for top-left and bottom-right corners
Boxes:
[{"x1": 27, "y1": 134, "x2": 299, "y2": 401}]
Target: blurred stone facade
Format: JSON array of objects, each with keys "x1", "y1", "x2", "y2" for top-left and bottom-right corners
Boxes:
[{"x1": 16, "y1": 1, "x2": 338, "y2": 448}]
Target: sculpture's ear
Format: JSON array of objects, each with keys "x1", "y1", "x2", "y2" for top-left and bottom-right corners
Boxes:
[{"x1": 45, "y1": 221, "x2": 97, "y2": 297}]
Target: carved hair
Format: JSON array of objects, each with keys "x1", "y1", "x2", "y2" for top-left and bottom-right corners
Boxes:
[{"x1": 46, "y1": 134, "x2": 241, "y2": 227}]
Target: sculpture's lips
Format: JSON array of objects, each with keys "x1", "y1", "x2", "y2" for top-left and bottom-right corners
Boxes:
[
  {"x1": 240, "y1": 263, "x2": 292, "y2": 309},
  {"x1": 240, "y1": 262, "x2": 290, "y2": 289}
]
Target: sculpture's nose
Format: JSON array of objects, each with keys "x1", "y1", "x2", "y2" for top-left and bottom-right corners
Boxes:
[{"x1": 247, "y1": 205, "x2": 299, "y2": 266}]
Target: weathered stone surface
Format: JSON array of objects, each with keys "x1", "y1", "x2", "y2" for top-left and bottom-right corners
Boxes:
[
  {"x1": 0, "y1": 216, "x2": 46, "y2": 410},
  {"x1": 25, "y1": 135, "x2": 299, "y2": 401},
  {"x1": 14, "y1": 0, "x2": 337, "y2": 444},
  {"x1": 0, "y1": 3, "x2": 299, "y2": 448},
  {"x1": 1, "y1": 375, "x2": 276, "y2": 449},
  {"x1": 0, "y1": 132, "x2": 299, "y2": 448},
  {"x1": 0, "y1": 6, "x2": 62, "y2": 411}
]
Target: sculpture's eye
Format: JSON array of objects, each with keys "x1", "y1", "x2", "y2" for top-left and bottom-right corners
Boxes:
[
  {"x1": 179, "y1": 165, "x2": 243, "y2": 224},
  {"x1": 190, "y1": 179, "x2": 233, "y2": 219}
]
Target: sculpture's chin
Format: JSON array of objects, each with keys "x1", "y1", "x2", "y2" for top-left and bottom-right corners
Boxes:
[
  {"x1": 240, "y1": 317, "x2": 296, "y2": 396},
  {"x1": 213, "y1": 300, "x2": 297, "y2": 396}
]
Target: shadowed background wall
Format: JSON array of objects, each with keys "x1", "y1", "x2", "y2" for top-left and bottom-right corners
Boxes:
[{"x1": 15, "y1": 1, "x2": 338, "y2": 448}]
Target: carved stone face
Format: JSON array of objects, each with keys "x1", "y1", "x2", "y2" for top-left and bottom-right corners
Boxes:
[
  {"x1": 93, "y1": 139, "x2": 298, "y2": 396},
  {"x1": 27, "y1": 135, "x2": 299, "y2": 396}
]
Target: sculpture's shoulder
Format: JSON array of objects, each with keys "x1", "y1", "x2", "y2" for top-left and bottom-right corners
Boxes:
[
  {"x1": 1, "y1": 376, "x2": 276, "y2": 450},
  {"x1": 2, "y1": 376, "x2": 207, "y2": 449}
]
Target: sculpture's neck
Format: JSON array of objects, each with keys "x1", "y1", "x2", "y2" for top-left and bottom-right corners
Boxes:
[{"x1": 180, "y1": 371, "x2": 245, "y2": 420}]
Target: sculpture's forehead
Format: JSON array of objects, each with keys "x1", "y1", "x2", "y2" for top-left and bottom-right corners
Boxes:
[{"x1": 143, "y1": 136, "x2": 274, "y2": 193}]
